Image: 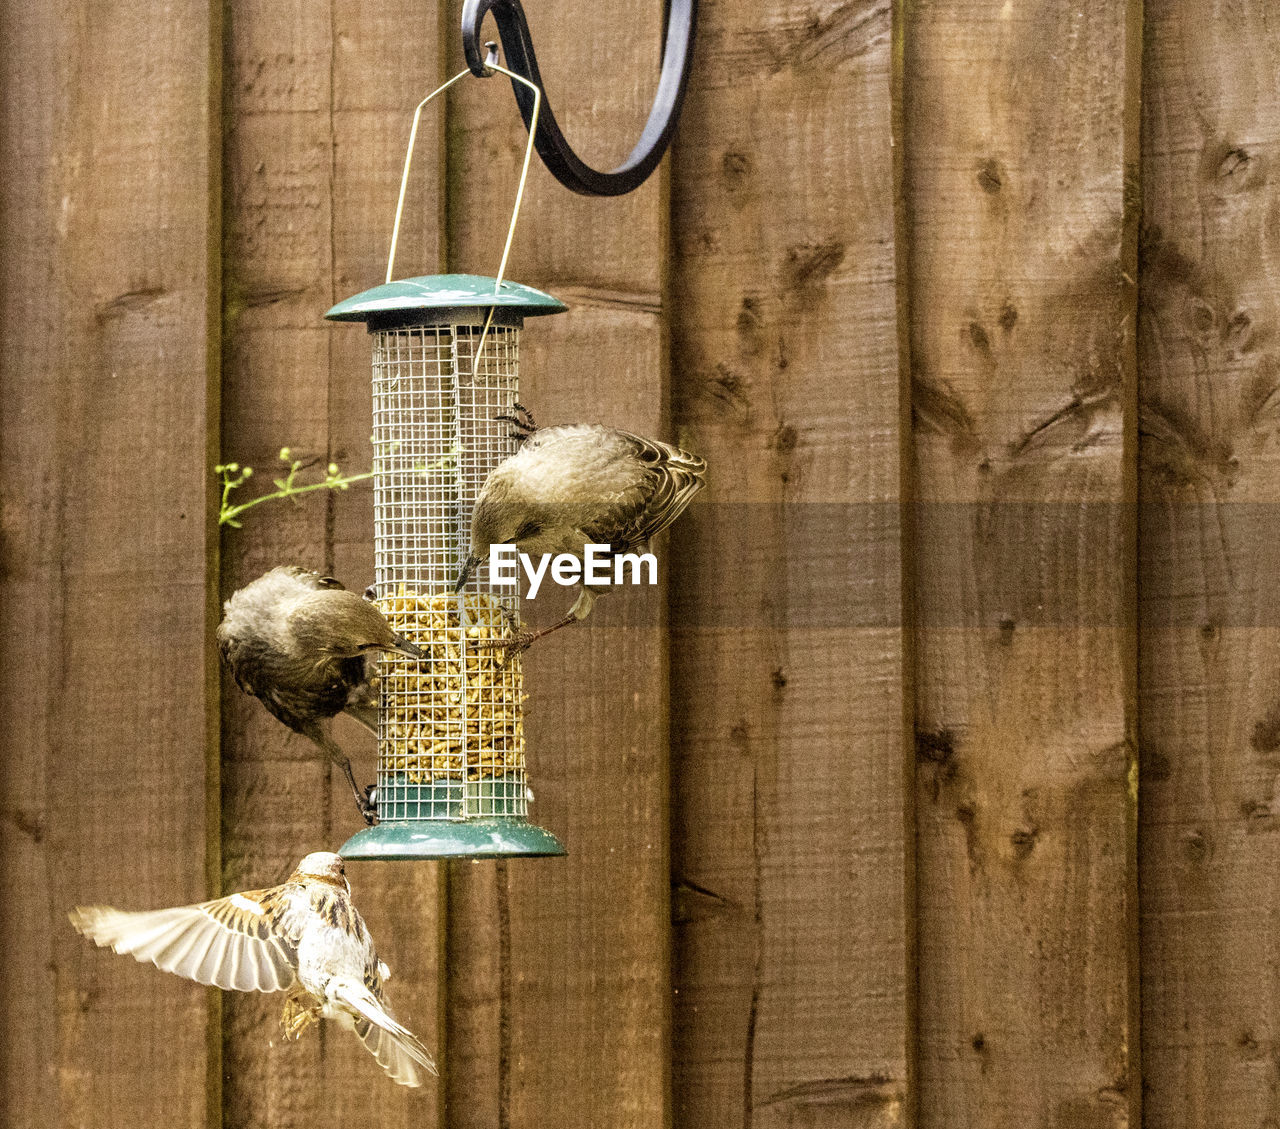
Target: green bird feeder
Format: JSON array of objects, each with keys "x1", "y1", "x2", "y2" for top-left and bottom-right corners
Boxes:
[{"x1": 327, "y1": 273, "x2": 567, "y2": 860}]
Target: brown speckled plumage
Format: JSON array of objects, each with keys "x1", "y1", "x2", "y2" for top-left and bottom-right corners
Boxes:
[
  {"x1": 69, "y1": 852, "x2": 435, "y2": 1087},
  {"x1": 216, "y1": 566, "x2": 421, "y2": 821},
  {"x1": 456, "y1": 419, "x2": 706, "y2": 656}
]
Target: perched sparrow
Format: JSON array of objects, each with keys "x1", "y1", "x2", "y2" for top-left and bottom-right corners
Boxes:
[
  {"x1": 69, "y1": 851, "x2": 435, "y2": 1087},
  {"x1": 455, "y1": 405, "x2": 706, "y2": 656},
  {"x1": 217, "y1": 566, "x2": 422, "y2": 822}
]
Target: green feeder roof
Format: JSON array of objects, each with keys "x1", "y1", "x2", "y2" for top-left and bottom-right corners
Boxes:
[{"x1": 325, "y1": 273, "x2": 566, "y2": 329}]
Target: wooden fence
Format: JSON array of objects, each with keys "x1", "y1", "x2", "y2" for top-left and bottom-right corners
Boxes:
[{"x1": 0, "y1": 0, "x2": 1274, "y2": 1125}]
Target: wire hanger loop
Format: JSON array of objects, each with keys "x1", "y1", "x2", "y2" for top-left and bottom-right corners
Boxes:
[
  {"x1": 460, "y1": 0, "x2": 697, "y2": 197},
  {"x1": 386, "y1": 43, "x2": 542, "y2": 377}
]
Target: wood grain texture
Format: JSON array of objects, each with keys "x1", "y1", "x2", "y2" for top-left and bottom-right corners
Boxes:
[
  {"x1": 1139, "y1": 4, "x2": 1280, "y2": 1125},
  {"x1": 444, "y1": 3, "x2": 670, "y2": 1126},
  {"x1": 0, "y1": 1, "x2": 70, "y2": 1119},
  {"x1": 221, "y1": 2, "x2": 347, "y2": 1115},
  {"x1": 668, "y1": 2, "x2": 910, "y2": 1127},
  {"x1": 903, "y1": 1, "x2": 1141, "y2": 1126},
  {"x1": 0, "y1": 0, "x2": 221, "y2": 1124},
  {"x1": 326, "y1": 3, "x2": 447, "y2": 1125},
  {"x1": 219, "y1": 0, "x2": 443, "y2": 1123}
]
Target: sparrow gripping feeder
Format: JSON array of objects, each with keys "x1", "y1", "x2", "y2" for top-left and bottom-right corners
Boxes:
[{"x1": 327, "y1": 275, "x2": 567, "y2": 859}]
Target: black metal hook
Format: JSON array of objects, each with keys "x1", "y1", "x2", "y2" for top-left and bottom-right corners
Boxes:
[{"x1": 461, "y1": 0, "x2": 697, "y2": 197}]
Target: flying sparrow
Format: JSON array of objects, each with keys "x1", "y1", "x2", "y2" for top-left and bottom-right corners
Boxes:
[
  {"x1": 217, "y1": 566, "x2": 422, "y2": 822},
  {"x1": 69, "y1": 851, "x2": 435, "y2": 1087}
]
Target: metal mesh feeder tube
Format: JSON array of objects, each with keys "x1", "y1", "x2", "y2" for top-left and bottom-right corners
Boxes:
[{"x1": 327, "y1": 274, "x2": 567, "y2": 860}]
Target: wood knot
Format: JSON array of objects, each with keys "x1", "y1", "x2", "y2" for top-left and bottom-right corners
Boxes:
[
  {"x1": 1251, "y1": 708, "x2": 1280, "y2": 753},
  {"x1": 7, "y1": 808, "x2": 45, "y2": 843},
  {"x1": 1189, "y1": 298, "x2": 1215, "y2": 337},
  {"x1": 1217, "y1": 147, "x2": 1253, "y2": 184},
  {"x1": 713, "y1": 363, "x2": 742, "y2": 395},
  {"x1": 1010, "y1": 825, "x2": 1039, "y2": 858},
  {"x1": 1180, "y1": 828, "x2": 1208, "y2": 863},
  {"x1": 782, "y1": 239, "x2": 846, "y2": 291},
  {"x1": 967, "y1": 321, "x2": 991, "y2": 352},
  {"x1": 1225, "y1": 309, "x2": 1253, "y2": 351},
  {"x1": 721, "y1": 150, "x2": 752, "y2": 189},
  {"x1": 1241, "y1": 798, "x2": 1275, "y2": 828},
  {"x1": 976, "y1": 157, "x2": 1002, "y2": 194},
  {"x1": 915, "y1": 728, "x2": 955, "y2": 764},
  {"x1": 735, "y1": 295, "x2": 765, "y2": 358}
]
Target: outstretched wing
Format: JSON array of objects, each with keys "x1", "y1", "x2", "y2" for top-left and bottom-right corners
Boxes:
[
  {"x1": 70, "y1": 884, "x2": 307, "y2": 993},
  {"x1": 588, "y1": 431, "x2": 706, "y2": 553}
]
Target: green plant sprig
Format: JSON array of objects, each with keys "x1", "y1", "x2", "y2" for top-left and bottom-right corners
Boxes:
[
  {"x1": 216, "y1": 448, "x2": 373, "y2": 528},
  {"x1": 216, "y1": 444, "x2": 462, "y2": 528}
]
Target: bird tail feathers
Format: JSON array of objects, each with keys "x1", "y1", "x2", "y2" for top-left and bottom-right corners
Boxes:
[{"x1": 328, "y1": 977, "x2": 437, "y2": 1087}]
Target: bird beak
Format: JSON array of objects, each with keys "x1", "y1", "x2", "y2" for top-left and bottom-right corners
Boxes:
[
  {"x1": 390, "y1": 635, "x2": 423, "y2": 660},
  {"x1": 454, "y1": 555, "x2": 479, "y2": 593}
]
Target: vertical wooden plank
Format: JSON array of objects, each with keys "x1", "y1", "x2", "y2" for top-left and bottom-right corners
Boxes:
[
  {"x1": 0, "y1": 0, "x2": 221, "y2": 1124},
  {"x1": 327, "y1": 3, "x2": 447, "y2": 1124},
  {"x1": 221, "y1": 1, "x2": 344, "y2": 1117},
  {"x1": 668, "y1": 2, "x2": 910, "y2": 1127},
  {"x1": 1139, "y1": 4, "x2": 1280, "y2": 1125},
  {"x1": 444, "y1": 3, "x2": 670, "y2": 1127},
  {"x1": 903, "y1": 1, "x2": 1141, "y2": 1126},
  {"x1": 220, "y1": 0, "x2": 443, "y2": 1124},
  {"x1": 0, "y1": 2, "x2": 69, "y2": 1119}
]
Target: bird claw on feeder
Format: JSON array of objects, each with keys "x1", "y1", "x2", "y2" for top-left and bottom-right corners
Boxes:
[
  {"x1": 356, "y1": 788, "x2": 379, "y2": 826},
  {"x1": 494, "y1": 401, "x2": 537, "y2": 444},
  {"x1": 338, "y1": 754, "x2": 379, "y2": 824},
  {"x1": 472, "y1": 604, "x2": 535, "y2": 667},
  {"x1": 496, "y1": 601, "x2": 523, "y2": 635},
  {"x1": 475, "y1": 629, "x2": 538, "y2": 668}
]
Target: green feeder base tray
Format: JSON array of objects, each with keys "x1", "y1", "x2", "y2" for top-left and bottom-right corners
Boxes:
[{"x1": 339, "y1": 818, "x2": 567, "y2": 861}]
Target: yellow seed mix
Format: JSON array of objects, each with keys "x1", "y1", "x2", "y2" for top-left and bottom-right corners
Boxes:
[{"x1": 377, "y1": 588, "x2": 525, "y2": 784}]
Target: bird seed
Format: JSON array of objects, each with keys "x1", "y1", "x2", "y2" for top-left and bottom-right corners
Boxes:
[{"x1": 376, "y1": 589, "x2": 525, "y2": 784}]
